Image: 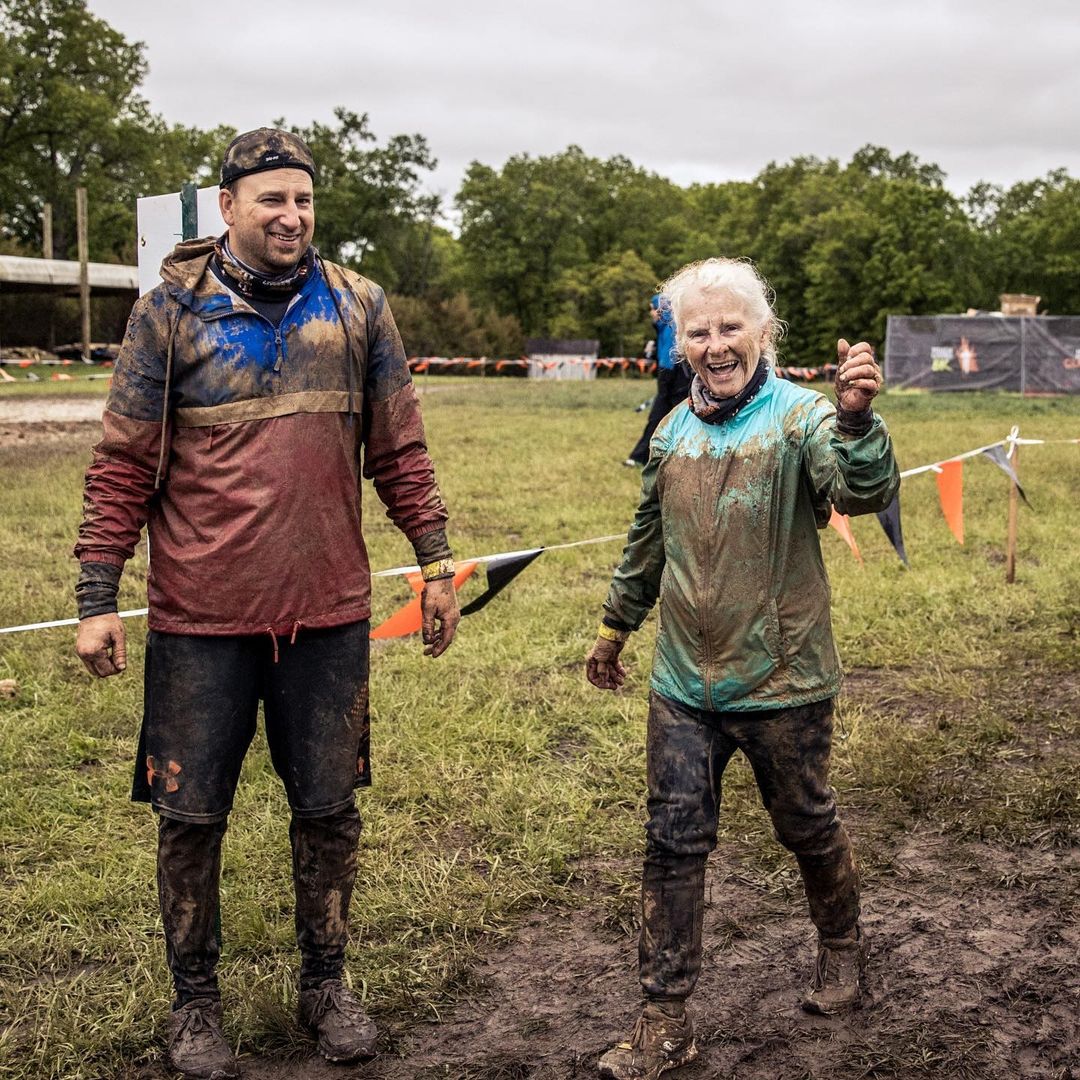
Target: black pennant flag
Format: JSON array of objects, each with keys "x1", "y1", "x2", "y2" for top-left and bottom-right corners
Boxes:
[
  {"x1": 981, "y1": 446, "x2": 1031, "y2": 507},
  {"x1": 876, "y1": 494, "x2": 909, "y2": 566},
  {"x1": 460, "y1": 548, "x2": 544, "y2": 616}
]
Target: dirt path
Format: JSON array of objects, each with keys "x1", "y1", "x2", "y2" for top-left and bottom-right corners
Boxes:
[
  {"x1": 0, "y1": 396, "x2": 106, "y2": 424},
  {"x1": 183, "y1": 828, "x2": 1070, "y2": 1080}
]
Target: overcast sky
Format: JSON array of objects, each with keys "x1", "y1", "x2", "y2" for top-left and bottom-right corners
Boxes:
[{"x1": 90, "y1": 0, "x2": 1080, "y2": 206}]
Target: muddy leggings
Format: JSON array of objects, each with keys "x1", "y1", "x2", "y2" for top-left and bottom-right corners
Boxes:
[
  {"x1": 639, "y1": 691, "x2": 860, "y2": 1003},
  {"x1": 158, "y1": 805, "x2": 363, "y2": 1003}
]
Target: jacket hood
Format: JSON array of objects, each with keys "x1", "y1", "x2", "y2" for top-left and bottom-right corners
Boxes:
[{"x1": 159, "y1": 236, "x2": 220, "y2": 298}]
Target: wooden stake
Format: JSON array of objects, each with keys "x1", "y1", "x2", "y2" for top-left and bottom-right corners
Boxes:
[
  {"x1": 76, "y1": 187, "x2": 91, "y2": 362},
  {"x1": 41, "y1": 203, "x2": 52, "y2": 259},
  {"x1": 1005, "y1": 442, "x2": 1020, "y2": 583},
  {"x1": 42, "y1": 203, "x2": 56, "y2": 350}
]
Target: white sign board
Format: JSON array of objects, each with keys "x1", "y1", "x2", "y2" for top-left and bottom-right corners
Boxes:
[{"x1": 135, "y1": 186, "x2": 225, "y2": 296}]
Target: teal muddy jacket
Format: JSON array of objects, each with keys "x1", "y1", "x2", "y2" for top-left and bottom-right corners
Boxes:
[{"x1": 603, "y1": 370, "x2": 900, "y2": 711}]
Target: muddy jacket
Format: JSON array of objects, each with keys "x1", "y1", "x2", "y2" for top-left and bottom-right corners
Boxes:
[
  {"x1": 603, "y1": 370, "x2": 899, "y2": 711},
  {"x1": 75, "y1": 239, "x2": 448, "y2": 636}
]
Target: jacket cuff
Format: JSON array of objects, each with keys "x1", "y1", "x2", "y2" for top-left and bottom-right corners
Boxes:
[
  {"x1": 412, "y1": 528, "x2": 452, "y2": 565},
  {"x1": 834, "y1": 406, "x2": 874, "y2": 436},
  {"x1": 76, "y1": 561, "x2": 123, "y2": 619},
  {"x1": 602, "y1": 613, "x2": 634, "y2": 634}
]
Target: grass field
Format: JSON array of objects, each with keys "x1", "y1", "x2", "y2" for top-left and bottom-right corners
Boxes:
[{"x1": 0, "y1": 380, "x2": 1077, "y2": 1079}]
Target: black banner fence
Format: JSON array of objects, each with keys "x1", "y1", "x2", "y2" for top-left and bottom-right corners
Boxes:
[{"x1": 885, "y1": 315, "x2": 1080, "y2": 394}]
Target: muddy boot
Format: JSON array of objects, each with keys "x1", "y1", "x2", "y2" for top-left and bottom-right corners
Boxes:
[
  {"x1": 298, "y1": 979, "x2": 377, "y2": 1062},
  {"x1": 801, "y1": 926, "x2": 867, "y2": 1015},
  {"x1": 166, "y1": 998, "x2": 238, "y2": 1079},
  {"x1": 598, "y1": 1001, "x2": 698, "y2": 1080}
]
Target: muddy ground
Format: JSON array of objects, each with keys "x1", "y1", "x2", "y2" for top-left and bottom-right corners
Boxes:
[
  {"x1": 10, "y1": 415, "x2": 1075, "y2": 1079},
  {"x1": 137, "y1": 672, "x2": 1078, "y2": 1080}
]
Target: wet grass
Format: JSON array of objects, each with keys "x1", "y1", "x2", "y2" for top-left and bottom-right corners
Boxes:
[{"x1": 0, "y1": 380, "x2": 1077, "y2": 1077}]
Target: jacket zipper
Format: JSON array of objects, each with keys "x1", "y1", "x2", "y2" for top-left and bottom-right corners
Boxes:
[
  {"x1": 700, "y1": 467, "x2": 714, "y2": 711},
  {"x1": 200, "y1": 307, "x2": 289, "y2": 374}
]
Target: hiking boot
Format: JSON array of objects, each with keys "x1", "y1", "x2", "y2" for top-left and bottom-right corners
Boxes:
[
  {"x1": 166, "y1": 998, "x2": 238, "y2": 1079},
  {"x1": 801, "y1": 926, "x2": 868, "y2": 1015},
  {"x1": 298, "y1": 979, "x2": 377, "y2": 1062},
  {"x1": 598, "y1": 1001, "x2": 698, "y2": 1079}
]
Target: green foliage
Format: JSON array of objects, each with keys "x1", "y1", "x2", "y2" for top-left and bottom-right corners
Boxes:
[
  {"x1": 287, "y1": 108, "x2": 440, "y2": 294},
  {"x1": 0, "y1": 0, "x2": 227, "y2": 263},
  {"x1": 389, "y1": 291, "x2": 523, "y2": 358},
  {"x1": 974, "y1": 169, "x2": 1080, "y2": 314},
  {"x1": 455, "y1": 146, "x2": 688, "y2": 339},
  {"x1": 551, "y1": 249, "x2": 658, "y2": 355}
]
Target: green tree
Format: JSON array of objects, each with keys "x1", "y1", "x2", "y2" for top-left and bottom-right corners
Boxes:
[
  {"x1": 389, "y1": 291, "x2": 522, "y2": 357},
  {"x1": 455, "y1": 146, "x2": 686, "y2": 337},
  {"x1": 289, "y1": 108, "x2": 440, "y2": 292},
  {"x1": 975, "y1": 170, "x2": 1080, "y2": 314},
  {"x1": 552, "y1": 249, "x2": 658, "y2": 355},
  {"x1": 0, "y1": 0, "x2": 225, "y2": 262}
]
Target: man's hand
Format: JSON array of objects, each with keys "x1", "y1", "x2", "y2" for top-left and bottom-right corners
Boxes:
[
  {"x1": 421, "y1": 578, "x2": 460, "y2": 658},
  {"x1": 835, "y1": 339, "x2": 883, "y2": 412},
  {"x1": 76, "y1": 613, "x2": 127, "y2": 678},
  {"x1": 586, "y1": 636, "x2": 627, "y2": 691}
]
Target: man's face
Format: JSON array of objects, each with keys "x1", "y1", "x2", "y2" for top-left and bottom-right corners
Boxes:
[
  {"x1": 219, "y1": 168, "x2": 314, "y2": 274},
  {"x1": 681, "y1": 288, "x2": 768, "y2": 399}
]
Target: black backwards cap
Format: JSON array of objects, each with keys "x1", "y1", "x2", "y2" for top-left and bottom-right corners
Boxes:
[{"x1": 219, "y1": 127, "x2": 316, "y2": 188}]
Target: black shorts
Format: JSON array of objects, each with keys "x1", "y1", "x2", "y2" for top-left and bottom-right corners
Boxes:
[{"x1": 133, "y1": 621, "x2": 371, "y2": 823}]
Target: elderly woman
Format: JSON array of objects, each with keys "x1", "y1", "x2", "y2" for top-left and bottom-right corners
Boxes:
[{"x1": 587, "y1": 258, "x2": 899, "y2": 1080}]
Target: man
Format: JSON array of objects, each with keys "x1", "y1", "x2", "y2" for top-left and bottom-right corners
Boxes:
[
  {"x1": 623, "y1": 294, "x2": 692, "y2": 468},
  {"x1": 74, "y1": 128, "x2": 460, "y2": 1079}
]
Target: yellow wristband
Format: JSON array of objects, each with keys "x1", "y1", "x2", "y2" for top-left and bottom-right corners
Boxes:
[
  {"x1": 420, "y1": 558, "x2": 455, "y2": 581},
  {"x1": 597, "y1": 623, "x2": 630, "y2": 643}
]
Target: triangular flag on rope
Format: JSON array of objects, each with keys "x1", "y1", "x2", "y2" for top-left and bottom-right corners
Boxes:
[
  {"x1": 936, "y1": 460, "x2": 964, "y2": 544},
  {"x1": 828, "y1": 508, "x2": 863, "y2": 564},
  {"x1": 372, "y1": 561, "x2": 478, "y2": 639},
  {"x1": 460, "y1": 549, "x2": 544, "y2": 616},
  {"x1": 875, "y1": 494, "x2": 909, "y2": 566},
  {"x1": 981, "y1": 446, "x2": 1031, "y2": 508}
]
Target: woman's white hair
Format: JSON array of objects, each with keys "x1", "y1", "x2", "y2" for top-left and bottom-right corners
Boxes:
[{"x1": 660, "y1": 257, "x2": 785, "y2": 363}]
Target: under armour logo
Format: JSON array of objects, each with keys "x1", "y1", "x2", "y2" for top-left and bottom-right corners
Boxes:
[{"x1": 146, "y1": 756, "x2": 181, "y2": 793}]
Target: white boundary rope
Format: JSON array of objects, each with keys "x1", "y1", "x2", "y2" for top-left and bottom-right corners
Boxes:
[{"x1": 1, "y1": 431, "x2": 1075, "y2": 637}]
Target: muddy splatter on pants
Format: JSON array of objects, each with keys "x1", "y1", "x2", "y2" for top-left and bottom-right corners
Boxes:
[
  {"x1": 640, "y1": 690, "x2": 859, "y2": 1003},
  {"x1": 139, "y1": 622, "x2": 370, "y2": 1004}
]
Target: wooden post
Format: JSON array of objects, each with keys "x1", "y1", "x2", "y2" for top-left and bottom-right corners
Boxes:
[
  {"x1": 76, "y1": 187, "x2": 91, "y2": 362},
  {"x1": 1005, "y1": 442, "x2": 1020, "y2": 583},
  {"x1": 41, "y1": 203, "x2": 53, "y2": 258},
  {"x1": 42, "y1": 203, "x2": 56, "y2": 351}
]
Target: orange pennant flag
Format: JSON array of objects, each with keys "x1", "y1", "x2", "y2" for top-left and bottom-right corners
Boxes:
[
  {"x1": 935, "y1": 460, "x2": 964, "y2": 544},
  {"x1": 371, "y1": 561, "x2": 478, "y2": 639},
  {"x1": 828, "y1": 508, "x2": 864, "y2": 565}
]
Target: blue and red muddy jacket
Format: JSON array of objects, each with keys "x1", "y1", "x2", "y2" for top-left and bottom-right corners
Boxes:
[{"x1": 75, "y1": 238, "x2": 449, "y2": 636}]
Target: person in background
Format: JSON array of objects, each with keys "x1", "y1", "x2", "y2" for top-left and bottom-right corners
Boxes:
[
  {"x1": 623, "y1": 294, "x2": 692, "y2": 467},
  {"x1": 588, "y1": 257, "x2": 899, "y2": 1080}
]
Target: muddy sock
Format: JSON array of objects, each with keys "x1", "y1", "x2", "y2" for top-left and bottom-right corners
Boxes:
[
  {"x1": 291, "y1": 803, "x2": 363, "y2": 992},
  {"x1": 157, "y1": 816, "x2": 227, "y2": 1005}
]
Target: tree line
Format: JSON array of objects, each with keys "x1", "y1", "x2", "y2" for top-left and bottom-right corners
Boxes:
[{"x1": 3, "y1": 0, "x2": 1079, "y2": 360}]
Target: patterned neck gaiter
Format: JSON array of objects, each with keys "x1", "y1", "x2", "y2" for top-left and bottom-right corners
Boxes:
[
  {"x1": 688, "y1": 358, "x2": 770, "y2": 425},
  {"x1": 214, "y1": 235, "x2": 314, "y2": 299}
]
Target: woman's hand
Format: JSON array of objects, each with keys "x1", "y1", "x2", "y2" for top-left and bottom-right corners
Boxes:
[
  {"x1": 835, "y1": 339, "x2": 883, "y2": 412},
  {"x1": 586, "y1": 636, "x2": 627, "y2": 691}
]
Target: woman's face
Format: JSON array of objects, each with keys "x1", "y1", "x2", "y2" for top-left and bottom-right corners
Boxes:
[{"x1": 680, "y1": 288, "x2": 769, "y2": 399}]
